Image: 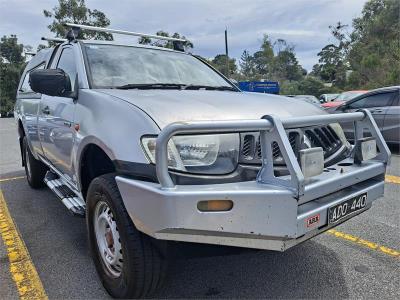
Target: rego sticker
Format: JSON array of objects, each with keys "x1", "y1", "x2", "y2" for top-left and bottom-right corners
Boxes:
[{"x1": 306, "y1": 214, "x2": 320, "y2": 228}]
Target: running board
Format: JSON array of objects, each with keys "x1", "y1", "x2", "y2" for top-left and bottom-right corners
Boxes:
[{"x1": 44, "y1": 171, "x2": 85, "y2": 217}]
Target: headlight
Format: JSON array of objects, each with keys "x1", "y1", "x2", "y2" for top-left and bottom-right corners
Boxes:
[
  {"x1": 330, "y1": 123, "x2": 350, "y2": 147},
  {"x1": 141, "y1": 134, "x2": 239, "y2": 174}
]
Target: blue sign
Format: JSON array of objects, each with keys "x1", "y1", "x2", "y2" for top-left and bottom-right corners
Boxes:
[{"x1": 239, "y1": 81, "x2": 280, "y2": 94}]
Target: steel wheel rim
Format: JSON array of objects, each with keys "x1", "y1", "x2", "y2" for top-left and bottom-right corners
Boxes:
[{"x1": 94, "y1": 200, "x2": 123, "y2": 278}]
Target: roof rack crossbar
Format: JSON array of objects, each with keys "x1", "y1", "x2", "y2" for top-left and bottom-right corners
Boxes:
[
  {"x1": 64, "y1": 23, "x2": 188, "y2": 43},
  {"x1": 41, "y1": 37, "x2": 67, "y2": 43}
]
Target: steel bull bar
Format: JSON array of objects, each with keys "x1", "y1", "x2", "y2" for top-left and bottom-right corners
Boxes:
[{"x1": 116, "y1": 109, "x2": 391, "y2": 251}]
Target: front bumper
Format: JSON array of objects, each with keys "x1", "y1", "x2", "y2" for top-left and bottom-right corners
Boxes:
[
  {"x1": 116, "y1": 110, "x2": 390, "y2": 251},
  {"x1": 116, "y1": 159, "x2": 386, "y2": 251}
]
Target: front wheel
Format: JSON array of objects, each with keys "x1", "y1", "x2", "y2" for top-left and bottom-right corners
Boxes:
[
  {"x1": 86, "y1": 174, "x2": 167, "y2": 298},
  {"x1": 23, "y1": 136, "x2": 47, "y2": 188}
]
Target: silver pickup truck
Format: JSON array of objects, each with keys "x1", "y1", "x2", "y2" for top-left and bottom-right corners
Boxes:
[{"x1": 14, "y1": 24, "x2": 390, "y2": 298}]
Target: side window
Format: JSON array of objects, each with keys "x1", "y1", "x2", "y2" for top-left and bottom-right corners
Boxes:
[
  {"x1": 56, "y1": 47, "x2": 77, "y2": 90},
  {"x1": 349, "y1": 92, "x2": 395, "y2": 109},
  {"x1": 19, "y1": 64, "x2": 45, "y2": 93},
  {"x1": 392, "y1": 91, "x2": 400, "y2": 106}
]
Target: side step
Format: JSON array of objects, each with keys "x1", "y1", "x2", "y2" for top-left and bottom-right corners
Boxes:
[{"x1": 44, "y1": 171, "x2": 85, "y2": 217}]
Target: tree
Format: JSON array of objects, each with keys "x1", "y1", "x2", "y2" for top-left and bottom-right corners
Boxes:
[
  {"x1": 0, "y1": 35, "x2": 26, "y2": 115},
  {"x1": 239, "y1": 50, "x2": 256, "y2": 79},
  {"x1": 312, "y1": 22, "x2": 350, "y2": 87},
  {"x1": 138, "y1": 31, "x2": 193, "y2": 50},
  {"x1": 280, "y1": 76, "x2": 335, "y2": 97},
  {"x1": 313, "y1": 44, "x2": 342, "y2": 82},
  {"x1": 239, "y1": 36, "x2": 305, "y2": 82},
  {"x1": 272, "y1": 43, "x2": 303, "y2": 81},
  {"x1": 252, "y1": 35, "x2": 275, "y2": 79},
  {"x1": 43, "y1": 0, "x2": 113, "y2": 41},
  {"x1": 0, "y1": 35, "x2": 24, "y2": 64},
  {"x1": 347, "y1": 0, "x2": 400, "y2": 88},
  {"x1": 313, "y1": 0, "x2": 399, "y2": 89},
  {"x1": 210, "y1": 54, "x2": 237, "y2": 77}
]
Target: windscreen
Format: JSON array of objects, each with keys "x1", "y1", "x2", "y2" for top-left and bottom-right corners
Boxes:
[
  {"x1": 337, "y1": 91, "x2": 366, "y2": 101},
  {"x1": 83, "y1": 44, "x2": 232, "y2": 88}
]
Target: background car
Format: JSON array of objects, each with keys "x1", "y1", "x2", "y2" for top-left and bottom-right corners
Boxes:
[
  {"x1": 328, "y1": 86, "x2": 399, "y2": 145},
  {"x1": 319, "y1": 93, "x2": 339, "y2": 103},
  {"x1": 321, "y1": 90, "x2": 368, "y2": 108},
  {"x1": 286, "y1": 95, "x2": 321, "y2": 107}
]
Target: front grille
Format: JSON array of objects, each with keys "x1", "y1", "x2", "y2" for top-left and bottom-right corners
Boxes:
[
  {"x1": 259, "y1": 132, "x2": 298, "y2": 159},
  {"x1": 304, "y1": 125, "x2": 342, "y2": 158},
  {"x1": 239, "y1": 125, "x2": 342, "y2": 165},
  {"x1": 242, "y1": 134, "x2": 255, "y2": 158}
]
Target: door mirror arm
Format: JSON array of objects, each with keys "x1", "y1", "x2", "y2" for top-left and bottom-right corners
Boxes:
[{"x1": 66, "y1": 73, "x2": 79, "y2": 101}]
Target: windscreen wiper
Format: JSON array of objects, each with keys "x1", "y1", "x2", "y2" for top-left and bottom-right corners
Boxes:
[
  {"x1": 115, "y1": 83, "x2": 185, "y2": 90},
  {"x1": 182, "y1": 84, "x2": 237, "y2": 91},
  {"x1": 115, "y1": 83, "x2": 238, "y2": 91}
]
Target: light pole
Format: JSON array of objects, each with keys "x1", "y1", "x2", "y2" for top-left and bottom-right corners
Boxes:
[{"x1": 225, "y1": 28, "x2": 229, "y2": 76}]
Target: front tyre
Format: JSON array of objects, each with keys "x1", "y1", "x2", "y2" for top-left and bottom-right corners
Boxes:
[
  {"x1": 23, "y1": 136, "x2": 47, "y2": 188},
  {"x1": 86, "y1": 174, "x2": 167, "y2": 298}
]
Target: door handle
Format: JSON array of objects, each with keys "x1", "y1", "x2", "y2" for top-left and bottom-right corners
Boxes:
[
  {"x1": 42, "y1": 106, "x2": 50, "y2": 115},
  {"x1": 370, "y1": 109, "x2": 383, "y2": 113}
]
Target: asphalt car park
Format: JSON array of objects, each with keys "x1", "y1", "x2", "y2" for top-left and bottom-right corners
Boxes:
[{"x1": 0, "y1": 118, "x2": 399, "y2": 299}]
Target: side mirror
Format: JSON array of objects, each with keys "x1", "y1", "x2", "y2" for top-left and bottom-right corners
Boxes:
[{"x1": 29, "y1": 69, "x2": 73, "y2": 98}]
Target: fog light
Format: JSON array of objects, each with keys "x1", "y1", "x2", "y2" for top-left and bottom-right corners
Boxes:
[
  {"x1": 197, "y1": 200, "x2": 233, "y2": 212},
  {"x1": 354, "y1": 137, "x2": 377, "y2": 164},
  {"x1": 300, "y1": 147, "x2": 324, "y2": 178}
]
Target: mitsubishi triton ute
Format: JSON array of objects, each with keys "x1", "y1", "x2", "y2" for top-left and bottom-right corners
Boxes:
[{"x1": 14, "y1": 24, "x2": 391, "y2": 298}]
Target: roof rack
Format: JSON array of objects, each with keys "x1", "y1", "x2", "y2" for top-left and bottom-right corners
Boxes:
[
  {"x1": 64, "y1": 23, "x2": 188, "y2": 51},
  {"x1": 41, "y1": 37, "x2": 67, "y2": 43}
]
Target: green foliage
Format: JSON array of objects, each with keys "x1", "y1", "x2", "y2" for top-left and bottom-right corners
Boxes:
[
  {"x1": 311, "y1": 22, "x2": 350, "y2": 88},
  {"x1": 279, "y1": 81, "x2": 301, "y2": 95},
  {"x1": 239, "y1": 50, "x2": 256, "y2": 80},
  {"x1": 0, "y1": 35, "x2": 24, "y2": 64},
  {"x1": 238, "y1": 35, "x2": 304, "y2": 82},
  {"x1": 313, "y1": 0, "x2": 399, "y2": 89},
  {"x1": 210, "y1": 54, "x2": 237, "y2": 77},
  {"x1": 0, "y1": 35, "x2": 26, "y2": 115},
  {"x1": 280, "y1": 77, "x2": 335, "y2": 97},
  {"x1": 273, "y1": 46, "x2": 303, "y2": 81},
  {"x1": 347, "y1": 0, "x2": 400, "y2": 88},
  {"x1": 138, "y1": 31, "x2": 193, "y2": 50},
  {"x1": 43, "y1": 0, "x2": 113, "y2": 41}
]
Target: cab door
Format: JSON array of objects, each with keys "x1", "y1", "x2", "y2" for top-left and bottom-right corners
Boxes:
[
  {"x1": 382, "y1": 90, "x2": 400, "y2": 144},
  {"x1": 17, "y1": 63, "x2": 45, "y2": 157},
  {"x1": 38, "y1": 46, "x2": 77, "y2": 182},
  {"x1": 342, "y1": 91, "x2": 396, "y2": 140}
]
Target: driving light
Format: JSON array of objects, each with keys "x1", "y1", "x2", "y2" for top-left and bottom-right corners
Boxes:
[
  {"x1": 300, "y1": 147, "x2": 324, "y2": 178},
  {"x1": 141, "y1": 134, "x2": 239, "y2": 174},
  {"x1": 354, "y1": 137, "x2": 377, "y2": 164}
]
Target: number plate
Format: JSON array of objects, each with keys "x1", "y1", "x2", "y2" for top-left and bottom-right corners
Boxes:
[{"x1": 328, "y1": 193, "x2": 368, "y2": 224}]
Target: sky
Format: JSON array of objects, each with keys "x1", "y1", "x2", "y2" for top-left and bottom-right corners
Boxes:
[{"x1": 0, "y1": 0, "x2": 367, "y2": 71}]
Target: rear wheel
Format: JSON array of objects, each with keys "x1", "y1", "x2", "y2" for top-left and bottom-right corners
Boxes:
[
  {"x1": 86, "y1": 173, "x2": 167, "y2": 298},
  {"x1": 23, "y1": 136, "x2": 47, "y2": 188}
]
